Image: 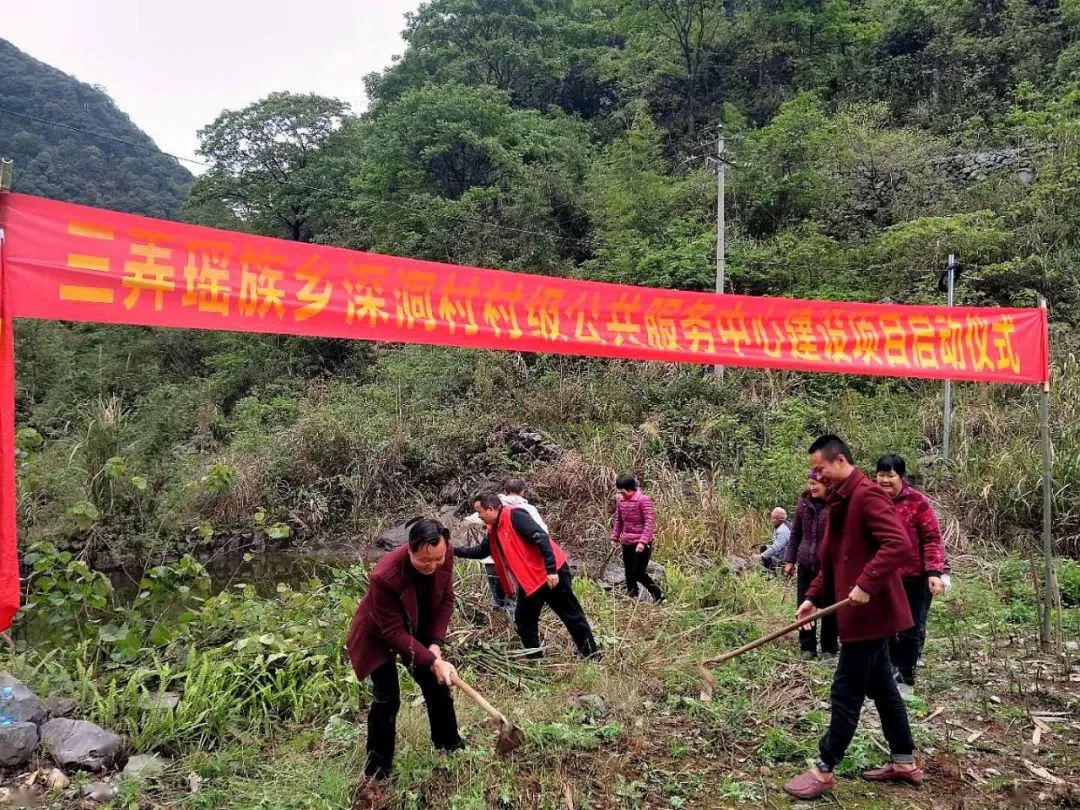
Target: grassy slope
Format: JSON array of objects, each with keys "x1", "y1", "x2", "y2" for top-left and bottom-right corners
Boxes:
[{"x1": 5, "y1": 551, "x2": 1075, "y2": 809}]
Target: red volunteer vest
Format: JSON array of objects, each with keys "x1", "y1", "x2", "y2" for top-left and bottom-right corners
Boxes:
[{"x1": 490, "y1": 505, "x2": 568, "y2": 597}]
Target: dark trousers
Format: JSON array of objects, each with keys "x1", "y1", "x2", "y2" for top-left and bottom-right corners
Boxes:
[
  {"x1": 515, "y1": 565, "x2": 600, "y2": 659},
  {"x1": 365, "y1": 658, "x2": 462, "y2": 779},
  {"x1": 621, "y1": 543, "x2": 663, "y2": 601},
  {"x1": 796, "y1": 564, "x2": 838, "y2": 654},
  {"x1": 818, "y1": 638, "x2": 915, "y2": 771},
  {"x1": 484, "y1": 562, "x2": 515, "y2": 609},
  {"x1": 890, "y1": 575, "x2": 932, "y2": 685}
]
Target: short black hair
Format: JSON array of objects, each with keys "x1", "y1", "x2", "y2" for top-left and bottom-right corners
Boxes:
[
  {"x1": 406, "y1": 518, "x2": 449, "y2": 552},
  {"x1": 615, "y1": 474, "x2": 638, "y2": 491},
  {"x1": 808, "y1": 434, "x2": 854, "y2": 463},
  {"x1": 875, "y1": 454, "x2": 907, "y2": 478},
  {"x1": 473, "y1": 492, "x2": 502, "y2": 510},
  {"x1": 502, "y1": 478, "x2": 526, "y2": 495}
]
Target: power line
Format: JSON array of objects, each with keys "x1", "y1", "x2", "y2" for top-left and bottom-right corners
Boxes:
[{"x1": 0, "y1": 105, "x2": 211, "y2": 170}]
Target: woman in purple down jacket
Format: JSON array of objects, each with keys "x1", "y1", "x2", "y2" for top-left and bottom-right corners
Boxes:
[
  {"x1": 783, "y1": 472, "x2": 837, "y2": 658},
  {"x1": 610, "y1": 474, "x2": 663, "y2": 602}
]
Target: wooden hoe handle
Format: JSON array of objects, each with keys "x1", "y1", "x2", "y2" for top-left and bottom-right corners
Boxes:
[
  {"x1": 451, "y1": 673, "x2": 507, "y2": 723},
  {"x1": 698, "y1": 598, "x2": 853, "y2": 700}
]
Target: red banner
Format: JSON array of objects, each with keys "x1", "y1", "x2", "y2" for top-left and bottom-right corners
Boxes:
[
  {"x1": 0, "y1": 191, "x2": 1053, "y2": 632},
  {"x1": 0, "y1": 193, "x2": 1049, "y2": 384},
  {"x1": 0, "y1": 215, "x2": 19, "y2": 631}
]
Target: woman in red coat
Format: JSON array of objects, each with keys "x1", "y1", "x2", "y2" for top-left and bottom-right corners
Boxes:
[
  {"x1": 346, "y1": 518, "x2": 463, "y2": 789},
  {"x1": 875, "y1": 454, "x2": 948, "y2": 693}
]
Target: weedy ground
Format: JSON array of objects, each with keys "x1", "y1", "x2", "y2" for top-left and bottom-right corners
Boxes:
[{"x1": 2, "y1": 547, "x2": 1077, "y2": 809}]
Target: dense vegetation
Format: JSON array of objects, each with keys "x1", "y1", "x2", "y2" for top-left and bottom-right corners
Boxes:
[
  {"x1": 0, "y1": 38, "x2": 192, "y2": 218},
  {"x1": 2, "y1": 2, "x2": 1079, "y2": 806},
  {"x1": 10, "y1": 0, "x2": 1080, "y2": 568}
]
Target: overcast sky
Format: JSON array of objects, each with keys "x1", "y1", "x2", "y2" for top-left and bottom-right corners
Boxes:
[{"x1": 2, "y1": 0, "x2": 420, "y2": 172}]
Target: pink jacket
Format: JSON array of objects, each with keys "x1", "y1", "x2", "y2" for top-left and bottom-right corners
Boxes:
[{"x1": 611, "y1": 490, "x2": 656, "y2": 545}]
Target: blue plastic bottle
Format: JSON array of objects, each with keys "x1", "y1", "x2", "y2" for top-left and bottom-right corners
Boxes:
[{"x1": 0, "y1": 685, "x2": 16, "y2": 726}]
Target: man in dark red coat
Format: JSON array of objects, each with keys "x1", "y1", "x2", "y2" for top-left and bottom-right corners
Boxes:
[
  {"x1": 784, "y1": 435, "x2": 922, "y2": 800},
  {"x1": 346, "y1": 518, "x2": 463, "y2": 790}
]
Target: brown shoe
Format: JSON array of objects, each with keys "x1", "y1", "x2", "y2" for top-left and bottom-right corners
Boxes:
[
  {"x1": 861, "y1": 762, "x2": 924, "y2": 787},
  {"x1": 783, "y1": 770, "x2": 835, "y2": 800}
]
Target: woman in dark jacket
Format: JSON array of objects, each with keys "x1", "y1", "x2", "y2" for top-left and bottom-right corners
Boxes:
[{"x1": 784, "y1": 472, "x2": 837, "y2": 658}]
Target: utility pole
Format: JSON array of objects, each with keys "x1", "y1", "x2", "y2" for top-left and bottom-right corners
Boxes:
[
  {"x1": 714, "y1": 128, "x2": 725, "y2": 380},
  {"x1": 942, "y1": 253, "x2": 957, "y2": 460}
]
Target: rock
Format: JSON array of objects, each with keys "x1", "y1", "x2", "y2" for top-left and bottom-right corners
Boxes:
[
  {"x1": 46, "y1": 767, "x2": 70, "y2": 791},
  {"x1": 41, "y1": 718, "x2": 123, "y2": 771},
  {"x1": 139, "y1": 692, "x2": 180, "y2": 711},
  {"x1": 122, "y1": 753, "x2": 168, "y2": 779},
  {"x1": 498, "y1": 426, "x2": 562, "y2": 461},
  {"x1": 0, "y1": 721, "x2": 39, "y2": 766},
  {"x1": 0, "y1": 673, "x2": 48, "y2": 725},
  {"x1": 723, "y1": 555, "x2": 752, "y2": 574},
  {"x1": 82, "y1": 781, "x2": 116, "y2": 802},
  {"x1": 598, "y1": 560, "x2": 665, "y2": 593},
  {"x1": 44, "y1": 695, "x2": 78, "y2": 719},
  {"x1": 375, "y1": 521, "x2": 413, "y2": 550}
]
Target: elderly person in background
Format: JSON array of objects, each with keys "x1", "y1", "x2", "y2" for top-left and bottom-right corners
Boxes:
[{"x1": 756, "y1": 506, "x2": 791, "y2": 571}]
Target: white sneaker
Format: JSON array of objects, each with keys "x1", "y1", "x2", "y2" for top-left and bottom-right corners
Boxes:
[{"x1": 897, "y1": 683, "x2": 915, "y2": 700}]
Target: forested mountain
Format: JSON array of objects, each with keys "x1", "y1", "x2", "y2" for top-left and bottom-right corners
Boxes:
[{"x1": 0, "y1": 38, "x2": 192, "y2": 218}]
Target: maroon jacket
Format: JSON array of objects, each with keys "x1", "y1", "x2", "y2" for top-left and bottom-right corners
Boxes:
[
  {"x1": 891, "y1": 484, "x2": 947, "y2": 578},
  {"x1": 806, "y1": 468, "x2": 914, "y2": 643},
  {"x1": 345, "y1": 544, "x2": 455, "y2": 680}
]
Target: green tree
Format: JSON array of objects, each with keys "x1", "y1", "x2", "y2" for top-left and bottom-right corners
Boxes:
[
  {"x1": 184, "y1": 92, "x2": 351, "y2": 242},
  {"x1": 343, "y1": 83, "x2": 592, "y2": 270}
]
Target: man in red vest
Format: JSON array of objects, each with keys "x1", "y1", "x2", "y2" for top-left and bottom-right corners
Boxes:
[{"x1": 457, "y1": 492, "x2": 600, "y2": 659}]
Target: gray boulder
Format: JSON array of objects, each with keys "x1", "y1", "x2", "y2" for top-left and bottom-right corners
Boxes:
[
  {"x1": 0, "y1": 673, "x2": 47, "y2": 725},
  {"x1": 723, "y1": 555, "x2": 753, "y2": 574},
  {"x1": 599, "y1": 560, "x2": 666, "y2": 593},
  {"x1": 41, "y1": 718, "x2": 123, "y2": 771},
  {"x1": 44, "y1": 695, "x2": 78, "y2": 719},
  {"x1": 375, "y1": 521, "x2": 413, "y2": 550},
  {"x1": 0, "y1": 721, "x2": 39, "y2": 766}
]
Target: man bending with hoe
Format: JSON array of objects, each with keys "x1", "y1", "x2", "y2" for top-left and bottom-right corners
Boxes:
[
  {"x1": 347, "y1": 518, "x2": 463, "y2": 804},
  {"x1": 784, "y1": 435, "x2": 922, "y2": 800},
  {"x1": 458, "y1": 492, "x2": 600, "y2": 660}
]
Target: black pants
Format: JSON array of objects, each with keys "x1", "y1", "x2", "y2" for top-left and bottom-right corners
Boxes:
[
  {"x1": 365, "y1": 658, "x2": 462, "y2": 779},
  {"x1": 621, "y1": 543, "x2": 663, "y2": 600},
  {"x1": 484, "y1": 562, "x2": 515, "y2": 609},
  {"x1": 818, "y1": 638, "x2": 915, "y2": 772},
  {"x1": 889, "y1": 575, "x2": 932, "y2": 686},
  {"x1": 796, "y1": 564, "x2": 838, "y2": 654},
  {"x1": 515, "y1": 565, "x2": 600, "y2": 659}
]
